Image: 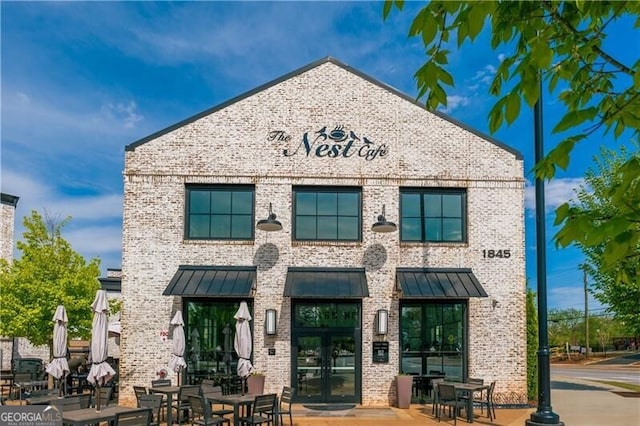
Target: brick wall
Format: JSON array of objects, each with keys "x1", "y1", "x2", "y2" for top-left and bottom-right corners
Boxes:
[{"x1": 120, "y1": 59, "x2": 526, "y2": 407}]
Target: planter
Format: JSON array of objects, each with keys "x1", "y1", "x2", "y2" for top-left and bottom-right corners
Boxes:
[
  {"x1": 247, "y1": 374, "x2": 265, "y2": 394},
  {"x1": 396, "y1": 375, "x2": 413, "y2": 408}
]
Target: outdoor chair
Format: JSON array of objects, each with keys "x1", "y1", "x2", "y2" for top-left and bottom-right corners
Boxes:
[
  {"x1": 12, "y1": 372, "x2": 33, "y2": 401},
  {"x1": 173, "y1": 384, "x2": 200, "y2": 424},
  {"x1": 149, "y1": 379, "x2": 171, "y2": 419},
  {"x1": 435, "y1": 383, "x2": 466, "y2": 425},
  {"x1": 92, "y1": 385, "x2": 113, "y2": 408},
  {"x1": 51, "y1": 394, "x2": 91, "y2": 411},
  {"x1": 425, "y1": 370, "x2": 445, "y2": 398},
  {"x1": 188, "y1": 394, "x2": 230, "y2": 425},
  {"x1": 473, "y1": 380, "x2": 496, "y2": 421},
  {"x1": 138, "y1": 393, "x2": 164, "y2": 426},
  {"x1": 134, "y1": 385, "x2": 148, "y2": 401},
  {"x1": 200, "y1": 385, "x2": 233, "y2": 418},
  {"x1": 238, "y1": 393, "x2": 277, "y2": 426},
  {"x1": 430, "y1": 378, "x2": 445, "y2": 415},
  {"x1": 266, "y1": 386, "x2": 294, "y2": 426},
  {"x1": 115, "y1": 407, "x2": 152, "y2": 426}
]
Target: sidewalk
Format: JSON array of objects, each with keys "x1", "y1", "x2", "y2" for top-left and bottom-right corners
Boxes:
[{"x1": 287, "y1": 403, "x2": 532, "y2": 425}]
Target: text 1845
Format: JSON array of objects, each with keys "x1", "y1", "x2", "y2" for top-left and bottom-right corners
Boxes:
[{"x1": 482, "y1": 249, "x2": 511, "y2": 259}]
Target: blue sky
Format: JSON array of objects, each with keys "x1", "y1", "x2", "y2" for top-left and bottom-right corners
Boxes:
[{"x1": 2, "y1": 2, "x2": 636, "y2": 314}]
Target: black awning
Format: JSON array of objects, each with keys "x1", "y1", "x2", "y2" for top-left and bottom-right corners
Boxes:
[
  {"x1": 163, "y1": 266, "x2": 256, "y2": 297},
  {"x1": 397, "y1": 268, "x2": 487, "y2": 299},
  {"x1": 284, "y1": 267, "x2": 369, "y2": 298}
]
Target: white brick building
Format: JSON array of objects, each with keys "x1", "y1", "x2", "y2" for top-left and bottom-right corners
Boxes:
[{"x1": 120, "y1": 58, "x2": 526, "y2": 407}]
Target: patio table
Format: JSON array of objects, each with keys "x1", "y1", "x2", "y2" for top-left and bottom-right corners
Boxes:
[
  {"x1": 149, "y1": 385, "x2": 181, "y2": 425},
  {"x1": 445, "y1": 381, "x2": 490, "y2": 423},
  {"x1": 204, "y1": 392, "x2": 279, "y2": 426},
  {"x1": 61, "y1": 404, "x2": 142, "y2": 425}
]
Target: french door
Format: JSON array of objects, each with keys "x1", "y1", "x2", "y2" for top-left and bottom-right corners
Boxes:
[{"x1": 291, "y1": 302, "x2": 361, "y2": 403}]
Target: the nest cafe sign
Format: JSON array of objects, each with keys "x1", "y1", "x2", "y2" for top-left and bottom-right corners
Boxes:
[{"x1": 268, "y1": 125, "x2": 389, "y2": 161}]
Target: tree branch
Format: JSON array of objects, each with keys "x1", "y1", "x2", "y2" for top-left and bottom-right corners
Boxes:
[{"x1": 541, "y1": 0, "x2": 634, "y2": 76}]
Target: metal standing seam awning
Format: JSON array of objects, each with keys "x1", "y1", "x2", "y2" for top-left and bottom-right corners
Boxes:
[
  {"x1": 283, "y1": 267, "x2": 369, "y2": 298},
  {"x1": 396, "y1": 268, "x2": 488, "y2": 298},
  {"x1": 163, "y1": 266, "x2": 256, "y2": 297}
]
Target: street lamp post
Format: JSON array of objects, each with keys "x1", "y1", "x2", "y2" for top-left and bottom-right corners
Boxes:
[{"x1": 526, "y1": 80, "x2": 563, "y2": 426}]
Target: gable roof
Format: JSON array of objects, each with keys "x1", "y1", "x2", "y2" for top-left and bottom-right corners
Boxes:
[{"x1": 125, "y1": 56, "x2": 522, "y2": 160}]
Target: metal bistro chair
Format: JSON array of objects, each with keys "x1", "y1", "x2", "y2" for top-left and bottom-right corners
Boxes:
[
  {"x1": 425, "y1": 370, "x2": 445, "y2": 398},
  {"x1": 435, "y1": 383, "x2": 466, "y2": 425},
  {"x1": 134, "y1": 385, "x2": 148, "y2": 401},
  {"x1": 92, "y1": 385, "x2": 113, "y2": 408},
  {"x1": 115, "y1": 407, "x2": 152, "y2": 426},
  {"x1": 173, "y1": 384, "x2": 200, "y2": 424},
  {"x1": 138, "y1": 394, "x2": 164, "y2": 426},
  {"x1": 238, "y1": 393, "x2": 277, "y2": 426},
  {"x1": 430, "y1": 378, "x2": 446, "y2": 415},
  {"x1": 51, "y1": 394, "x2": 91, "y2": 411},
  {"x1": 201, "y1": 385, "x2": 234, "y2": 419},
  {"x1": 266, "y1": 386, "x2": 294, "y2": 426},
  {"x1": 189, "y1": 394, "x2": 230, "y2": 425},
  {"x1": 473, "y1": 380, "x2": 496, "y2": 421},
  {"x1": 150, "y1": 379, "x2": 171, "y2": 420}
]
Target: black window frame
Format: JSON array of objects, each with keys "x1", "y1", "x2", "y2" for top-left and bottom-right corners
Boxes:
[
  {"x1": 185, "y1": 184, "x2": 255, "y2": 240},
  {"x1": 400, "y1": 188, "x2": 467, "y2": 243},
  {"x1": 399, "y1": 301, "x2": 468, "y2": 380},
  {"x1": 292, "y1": 186, "x2": 362, "y2": 242}
]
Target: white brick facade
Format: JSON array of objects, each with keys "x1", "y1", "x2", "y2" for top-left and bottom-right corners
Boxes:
[{"x1": 120, "y1": 58, "x2": 526, "y2": 407}]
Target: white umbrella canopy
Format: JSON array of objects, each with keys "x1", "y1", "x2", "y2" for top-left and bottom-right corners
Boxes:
[
  {"x1": 168, "y1": 311, "x2": 187, "y2": 381},
  {"x1": 234, "y1": 301, "x2": 255, "y2": 378},
  {"x1": 87, "y1": 290, "x2": 116, "y2": 411},
  {"x1": 45, "y1": 305, "x2": 70, "y2": 384}
]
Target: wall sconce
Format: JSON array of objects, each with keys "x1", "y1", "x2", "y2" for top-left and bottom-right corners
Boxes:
[
  {"x1": 256, "y1": 203, "x2": 283, "y2": 232},
  {"x1": 371, "y1": 204, "x2": 397, "y2": 233},
  {"x1": 265, "y1": 309, "x2": 277, "y2": 335},
  {"x1": 376, "y1": 309, "x2": 389, "y2": 335},
  {"x1": 492, "y1": 299, "x2": 499, "y2": 310}
]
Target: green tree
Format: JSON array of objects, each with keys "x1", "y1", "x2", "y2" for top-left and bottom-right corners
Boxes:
[
  {"x1": 526, "y1": 289, "x2": 538, "y2": 402},
  {"x1": 558, "y1": 146, "x2": 640, "y2": 335},
  {"x1": 548, "y1": 308, "x2": 586, "y2": 347},
  {"x1": 383, "y1": 0, "x2": 640, "y2": 276},
  {"x1": 0, "y1": 210, "x2": 101, "y2": 347}
]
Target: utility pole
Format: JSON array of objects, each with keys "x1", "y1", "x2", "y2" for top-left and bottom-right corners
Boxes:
[{"x1": 584, "y1": 269, "x2": 589, "y2": 358}]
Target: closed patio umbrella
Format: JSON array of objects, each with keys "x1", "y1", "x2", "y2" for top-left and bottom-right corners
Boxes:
[
  {"x1": 234, "y1": 301, "x2": 254, "y2": 394},
  {"x1": 168, "y1": 311, "x2": 187, "y2": 384},
  {"x1": 45, "y1": 305, "x2": 70, "y2": 397},
  {"x1": 87, "y1": 289, "x2": 116, "y2": 412}
]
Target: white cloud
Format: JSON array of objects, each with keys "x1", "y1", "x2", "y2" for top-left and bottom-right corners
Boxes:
[
  {"x1": 2, "y1": 170, "x2": 122, "y2": 221},
  {"x1": 524, "y1": 177, "x2": 586, "y2": 213},
  {"x1": 65, "y1": 225, "x2": 123, "y2": 255},
  {"x1": 549, "y1": 285, "x2": 603, "y2": 312},
  {"x1": 99, "y1": 101, "x2": 144, "y2": 129},
  {"x1": 1, "y1": 169, "x2": 123, "y2": 273},
  {"x1": 440, "y1": 95, "x2": 471, "y2": 113}
]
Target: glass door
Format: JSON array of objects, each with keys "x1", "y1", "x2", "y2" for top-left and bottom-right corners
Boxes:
[
  {"x1": 294, "y1": 332, "x2": 357, "y2": 403},
  {"x1": 292, "y1": 301, "x2": 360, "y2": 403}
]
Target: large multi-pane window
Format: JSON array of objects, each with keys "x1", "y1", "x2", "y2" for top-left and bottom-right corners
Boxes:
[
  {"x1": 400, "y1": 189, "x2": 466, "y2": 242},
  {"x1": 400, "y1": 302, "x2": 466, "y2": 380},
  {"x1": 186, "y1": 185, "x2": 254, "y2": 240},
  {"x1": 184, "y1": 299, "x2": 250, "y2": 383},
  {"x1": 293, "y1": 187, "x2": 361, "y2": 241}
]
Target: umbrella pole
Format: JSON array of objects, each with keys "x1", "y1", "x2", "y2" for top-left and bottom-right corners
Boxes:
[{"x1": 96, "y1": 384, "x2": 101, "y2": 412}]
